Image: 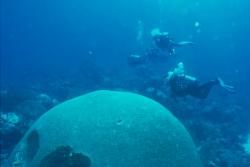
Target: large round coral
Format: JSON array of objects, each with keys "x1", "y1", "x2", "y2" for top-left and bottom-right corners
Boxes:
[{"x1": 8, "y1": 90, "x2": 202, "y2": 167}]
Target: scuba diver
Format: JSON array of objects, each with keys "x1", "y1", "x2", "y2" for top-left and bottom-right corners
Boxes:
[
  {"x1": 128, "y1": 28, "x2": 195, "y2": 67},
  {"x1": 151, "y1": 28, "x2": 195, "y2": 56},
  {"x1": 165, "y1": 62, "x2": 235, "y2": 99}
]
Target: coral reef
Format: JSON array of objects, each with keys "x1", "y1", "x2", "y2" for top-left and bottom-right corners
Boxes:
[{"x1": 1, "y1": 72, "x2": 250, "y2": 167}]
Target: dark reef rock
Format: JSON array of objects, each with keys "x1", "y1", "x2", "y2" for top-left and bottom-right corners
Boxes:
[{"x1": 39, "y1": 146, "x2": 91, "y2": 167}]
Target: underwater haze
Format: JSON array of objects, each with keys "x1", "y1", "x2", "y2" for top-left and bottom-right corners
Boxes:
[{"x1": 1, "y1": 0, "x2": 250, "y2": 167}]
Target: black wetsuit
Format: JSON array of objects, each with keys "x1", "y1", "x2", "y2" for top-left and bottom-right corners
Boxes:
[
  {"x1": 169, "y1": 75, "x2": 219, "y2": 99},
  {"x1": 153, "y1": 35, "x2": 176, "y2": 55}
]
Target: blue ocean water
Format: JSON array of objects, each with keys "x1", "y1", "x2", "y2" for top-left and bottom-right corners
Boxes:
[{"x1": 1, "y1": 0, "x2": 250, "y2": 166}]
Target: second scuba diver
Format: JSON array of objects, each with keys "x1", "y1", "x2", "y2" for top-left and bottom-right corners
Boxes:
[{"x1": 165, "y1": 62, "x2": 235, "y2": 99}]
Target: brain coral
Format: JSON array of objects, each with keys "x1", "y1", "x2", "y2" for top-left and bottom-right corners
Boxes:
[{"x1": 8, "y1": 90, "x2": 202, "y2": 167}]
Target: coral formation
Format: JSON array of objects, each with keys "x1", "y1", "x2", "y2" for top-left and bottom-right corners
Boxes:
[{"x1": 8, "y1": 90, "x2": 202, "y2": 167}]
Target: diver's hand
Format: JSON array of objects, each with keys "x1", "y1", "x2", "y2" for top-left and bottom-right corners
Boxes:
[
  {"x1": 217, "y1": 77, "x2": 235, "y2": 93},
  {"x1": 222, "y1": 84, "x2": 235, "y2": 93}
]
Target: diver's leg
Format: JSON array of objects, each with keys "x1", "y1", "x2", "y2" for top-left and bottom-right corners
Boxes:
[{"x1": 193, "y1": 80, "x2": 219, "y2": 99}]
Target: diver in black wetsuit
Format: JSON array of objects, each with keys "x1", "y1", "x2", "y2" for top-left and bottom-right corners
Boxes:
[
  {"x1": 128, "y1": 29, "x2": 194, "y2": 66},
  {"x1": 166, "y1": 62, "x2": 235, "y2": 99},
  {"x1": 152, "y1": 29, "x2": 194, "y2": 56}
]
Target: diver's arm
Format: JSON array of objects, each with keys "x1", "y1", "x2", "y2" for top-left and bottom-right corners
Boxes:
[
  {"x1": 173, "y1": 41, "x2": 195, "y2": 47},
  {"x1": 163, "y1": 71, "x2": 174, "y2": 84}
]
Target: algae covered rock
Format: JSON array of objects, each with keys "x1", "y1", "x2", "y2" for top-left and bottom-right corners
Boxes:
[{"x1": 8, "y1": 90, "x2": 202, "y2": 167}]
